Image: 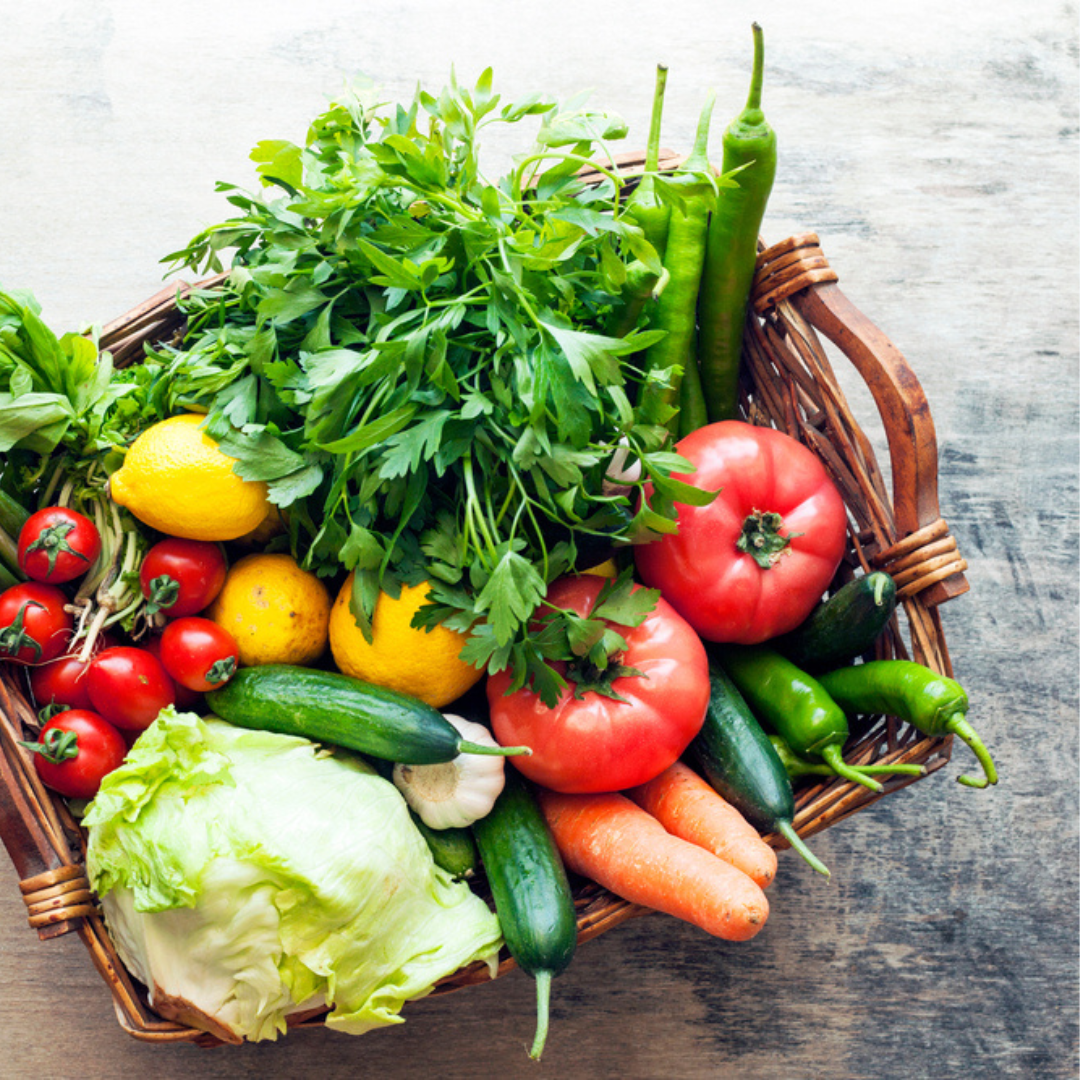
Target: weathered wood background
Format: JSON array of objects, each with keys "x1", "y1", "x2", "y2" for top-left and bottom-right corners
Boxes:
[{"x1": 0, "y1": 3, "x2": 1076, "y2": 1077}]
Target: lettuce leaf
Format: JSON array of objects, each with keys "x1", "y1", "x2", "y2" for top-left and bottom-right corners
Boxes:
[{"x1": 84, "y1": 709, "x2": 502, "y2": 1041}]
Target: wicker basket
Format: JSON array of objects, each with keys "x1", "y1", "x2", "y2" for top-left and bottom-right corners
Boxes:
[{"x1": 0, "y1": 151, "x2": 969, "y2": 1046}]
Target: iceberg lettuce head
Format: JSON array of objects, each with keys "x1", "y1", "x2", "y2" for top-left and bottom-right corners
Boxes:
[{"x1": 84, "y1": 709, "x2": 502, "y2": 1043}]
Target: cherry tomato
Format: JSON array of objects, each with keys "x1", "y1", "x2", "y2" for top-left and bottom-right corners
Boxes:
[
  {"x1": 159, "y1": 617, "x2": 239, "y2": 692},
  {"x1": 487, "y1": 575, "x2": 711, "y2": 793},
  {"x1": 634, "y1": 420, "x2": 849, "y2": 643},
  {"x1": 142, "y1": 633, "x2": 204, "y2": 711},
  {"x1": 24, "y1": 709, "x2": 127, "y2": 800},
  {"x1": 26, "y1": 624, "x2": 122, "y2": 718},
  {"x1": 87, "y1": 646, "x2": 175, "y2": 731},
  {"x1": 17, "y1": 506, "x2": 101, "y2": 585},
  {"x1": 30, "y1": 653, "x2": 95, "y2": 715},
  {"x1": 0, "y1": 583, "x2": 74, "y2": 665},
  {"x1": 139, "y1": 539, "x2": 227, "y2": 617}
]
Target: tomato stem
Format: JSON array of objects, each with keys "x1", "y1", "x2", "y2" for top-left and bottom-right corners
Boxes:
[
  {"x1": 735, "y1": 509, "x2": 802, "y2": 569},
  {"x1": 19, "y1": 727, "x2": 80, "y2": 765}
]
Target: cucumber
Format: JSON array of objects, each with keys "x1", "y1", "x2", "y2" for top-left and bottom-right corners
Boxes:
[
  {"x1": 205, "y1": 665, "x2": 530, "y2": 765},
  {"x1": 688, "y1": 662, "x2": 830, "y2": 878},
  {"x1": 412, "y1": 816, "x2": 478, "y2": 880},
  {"x1": 472, "y1": 769, "x2": 577, "y2": 1061},
  {"x1": 776, "y1": 571, "x2": 897, "y2": 673}
]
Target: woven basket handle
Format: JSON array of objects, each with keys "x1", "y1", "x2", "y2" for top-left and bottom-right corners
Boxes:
[{"x1": 752, "y1": 234, "x2": 969, "y2": 608}]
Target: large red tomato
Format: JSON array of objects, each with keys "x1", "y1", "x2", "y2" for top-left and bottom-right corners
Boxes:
[
  {"x1": 634, "y1": 420, "x2": 848, "y2": 643},
  {"x1": 487, "y1": 575, "x2": 710, "y2": 794}
]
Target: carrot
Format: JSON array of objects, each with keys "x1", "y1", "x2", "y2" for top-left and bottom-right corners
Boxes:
[
  {"x1": 536, "y1": 788, "x2": 769, "y2": 941},
  {"x1": 626, "y1": 761, "x2": 778, "y2": 890}
]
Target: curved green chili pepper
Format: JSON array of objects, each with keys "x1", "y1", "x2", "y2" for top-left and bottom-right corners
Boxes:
[
  {"x1": 638, "y1": 89, "x2": 717, "y2": 433},
  {"x1": 697, "y1": 22, "x2": 777, "y2": 422},
  {"x1": 718, "y1": 646, "x2": 922, "y2": 793},
  {"x1": 768, "y1": 733, "x2": 926, "y2": 782},
  {"x1": 623, "y1": 64, "x2": 672, "y2": 265},
  {"x1": 817, "y1": 660, "x2": 997, "y2": 790}
]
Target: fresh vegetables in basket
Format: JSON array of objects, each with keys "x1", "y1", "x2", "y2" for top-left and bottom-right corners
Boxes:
[{"x1": 0, "y1": 21, "x2": 991, "y2": 1059}]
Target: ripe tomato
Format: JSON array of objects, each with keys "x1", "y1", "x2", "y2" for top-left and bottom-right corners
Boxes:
[
  {"x1": 30, "y1": 654, "x2": 95, "y2": 714},
  {"x1": 24, "y1": 709, "x2": 127, "y2": 800},
  {"x1": 634, "y1": 420, "x2": 849, "y2": 644},
  {"x1": 87, "y1": 646, "x2": 175, "y2": 731},
  {"x1": 487, "y1": 575, "x2": 710, "y2": 793},
  {"x1": 0, "y1": 583, "x2": 74, "y2": 665},
  {"x1": 28, "y1": 630, "x2": 117, "y2": 716},
  {"x1": 139, "y1": 538, "x2": 227, "y2": 617},
  {"x1": 142, "y1": 633, "x2": 204, "y2": 711},
  {"x1": 17, "y1": 506, "x2": 102, "y2": 584},
  {"x1": 159, "y1": 617, "x2": 239, "y2": 693}
]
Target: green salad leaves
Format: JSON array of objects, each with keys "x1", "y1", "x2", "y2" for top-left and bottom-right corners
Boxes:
[{"x1": 85, "y1": 710, "x2": 503, "y2": 1041}]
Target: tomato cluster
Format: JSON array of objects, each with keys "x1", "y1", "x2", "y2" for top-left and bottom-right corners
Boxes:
[
  {"x1": 491, "y1": 421, "x2": 849, "y2": 796},
  {"x1": 2, "y1": 515, "x2": 241, "y2": 801}
]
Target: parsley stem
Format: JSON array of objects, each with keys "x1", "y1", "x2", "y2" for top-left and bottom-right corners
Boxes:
[{"x1": 462, "y1": 454, "x2": 499, "y2": 564}]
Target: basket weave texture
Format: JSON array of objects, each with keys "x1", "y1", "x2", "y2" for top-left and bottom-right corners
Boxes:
[{"x1": 0, "y1": 157, "x2": 969, "y2": 1045}]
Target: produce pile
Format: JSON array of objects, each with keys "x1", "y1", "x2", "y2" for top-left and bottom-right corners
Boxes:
[{"x1": 0, "y1": 27, "x2": 997, "y2": 1056}]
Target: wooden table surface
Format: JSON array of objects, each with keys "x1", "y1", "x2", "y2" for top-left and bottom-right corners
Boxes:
[{"x1": 0, "y1": 3, "x2": 1076, "y2": 1077}]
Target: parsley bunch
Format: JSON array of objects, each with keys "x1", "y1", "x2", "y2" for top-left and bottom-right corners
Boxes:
[{"x1": 159, "y1": 71, "x2": 714, "y2": 703}]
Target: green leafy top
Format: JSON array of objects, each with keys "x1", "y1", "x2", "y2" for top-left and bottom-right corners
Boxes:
[{"x1": 143, "y1": 71, "x2": 720, "y2": 703}]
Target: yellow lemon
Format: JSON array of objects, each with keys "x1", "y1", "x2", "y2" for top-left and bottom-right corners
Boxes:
[
  {"x1": 206, "y1": 553, "x2": 331, "y2": 667},
  {"x1": 329, "y1": 576, "x2": 483, "y2": 709},
  {"x1": 110, "y1": 413, "x2": 270, "y2": 541}
]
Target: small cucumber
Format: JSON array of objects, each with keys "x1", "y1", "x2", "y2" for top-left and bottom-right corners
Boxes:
[
  {"x1": 365, "y1": 756, "x2": 479, "y2": 879},
  {"x1": 777, "y1": 571, "x2": 898, "y2": 672},
  {"x1": 472, "y1": 769, "x2": 577, "y2": 1061},
  {"x1": 688, "y1": 662, "x2": 830, "y2": 878},
  {"x1": 412, "y1": 814, "x2": 478, "y2": 879},
  {"x1": 206, "y1": 665, "x2": 529, "y2": 764}
]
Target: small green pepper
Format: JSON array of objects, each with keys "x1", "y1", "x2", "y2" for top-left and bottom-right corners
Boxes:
[
  {"x1": 817, "y1": 660, "x2": 997, "y2": 790},
  {"x1": 718, "y1": 646, "x2": 922, "y2": 793},
  {"x1": 767, "y1": 733, "x2": 926, "y2": 782}
]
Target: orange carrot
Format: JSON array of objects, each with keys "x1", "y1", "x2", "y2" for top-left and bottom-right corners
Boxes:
[
  {"x1": 626, "y1": 761, "x2": 778, "y2": 889},
  {"x1": 537, "y1": 788, "x2": 769, "y2": 941}
]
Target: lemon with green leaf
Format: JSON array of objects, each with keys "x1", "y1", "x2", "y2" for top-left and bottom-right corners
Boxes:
[{"x1": 109, "y1": 414, "x2": 270, "y2": 541}]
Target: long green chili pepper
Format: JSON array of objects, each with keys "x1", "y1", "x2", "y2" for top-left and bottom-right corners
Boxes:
[
  {"x1": 697, "y1": 22, "x2": 777, "y2": 422},
  {"x1": 624, "y1": 64, "x2": 672, "y2": 264},
  {"x1": 718, "y1": 646, "x2": 924, "y2": 793},
  {"x1": 817, "y1": 660, "x2": 998, "y2": 790},
  {"x1": 768, "y1": 733, "x2": 926, "y2": 782},
  {"x1": 638, "y1": 89, "x2": 717, "y2": 433}
]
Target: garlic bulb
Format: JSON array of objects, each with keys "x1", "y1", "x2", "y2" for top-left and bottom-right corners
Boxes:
[{"x1": 392, "y1": 714, "x2": 507, "y2": 830}]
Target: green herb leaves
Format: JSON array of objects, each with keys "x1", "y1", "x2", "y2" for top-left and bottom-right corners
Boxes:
[{"x1": 155, "y1": 70, "x2": 708, "y2": 701}]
